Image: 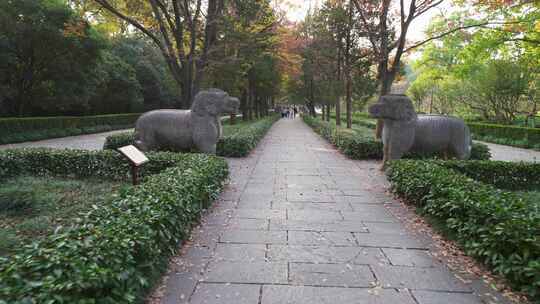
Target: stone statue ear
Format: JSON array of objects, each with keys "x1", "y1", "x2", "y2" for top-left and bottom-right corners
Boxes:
[{"x1": 397, "y1": 103, "x2": 416, "y2": 121}]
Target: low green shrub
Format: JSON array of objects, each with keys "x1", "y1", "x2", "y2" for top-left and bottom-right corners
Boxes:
[
  {"x1": 438, "y1": 160, "x2": 540, "y2": 191},
  {"x1": 330, "y1": 112, "x2": 377, "y2": 129},
  {"x1": 103, "y1": 131, "x2": 135, "y2": 150},
  {"x1": 387, "y1": 160, "x2": 540, "y2": 300},
  {"x1": 468, "y1": 122, "x2": 540, "y2": 150},
  {"x1": 104, "y1": 115, "x2": 279, "y2": 157},
  {"x1": 217, "y1": 115, "x2": 279, "y2": 157},
  {"x1": 303, "y1": 116, "x2": 490, "y2": 160},
  {"x1": 0, "y1": 187, "x2": 38, "y2": 215},
  {"x1": 0, "y1": 114, "x2": 140, "y2": 145},
  {"x1": 0, "y1": 149, "x2": 228, "y2": 303}
]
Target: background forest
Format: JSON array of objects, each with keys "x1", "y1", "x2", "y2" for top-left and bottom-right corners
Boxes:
[
  {"x1": 1, "y1": 0, "x2": 539, "y2": 128},
  {"x1": 0, "y1": 0, "x2": 283, "y2": 118}
]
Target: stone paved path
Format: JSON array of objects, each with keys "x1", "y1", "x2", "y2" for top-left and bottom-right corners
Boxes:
[
  {"x1": 0, "y1": 129, "x2": 132, "y2": 151},
  {"x1": 158, "y1": 118, "x2": 507, "y2": 304},
  {"x1": 476, "y1": 141, "x2": 540, "y2": 162}
]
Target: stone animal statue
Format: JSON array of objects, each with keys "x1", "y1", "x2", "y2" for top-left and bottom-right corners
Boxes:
[
  {"x1": 368, "y1": 94, "x2": 471, "y2": 168},
  {"x1": 134, "y1": 89, "x2": 240, "y2": 154}
]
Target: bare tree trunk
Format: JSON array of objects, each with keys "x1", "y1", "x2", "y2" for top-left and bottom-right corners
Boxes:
[
  {"x1": 241, "y1": 89, "x2": 248, "y2": 121},
  {"x1": 325, "y1": 104, "x2": 331, "y2": 122},
  {"x1": 345, "y1": 0, "x2": 353, "y2": 129},
  {"x1": 335, "y1": 41, "x2": 342, "y2": 126}
]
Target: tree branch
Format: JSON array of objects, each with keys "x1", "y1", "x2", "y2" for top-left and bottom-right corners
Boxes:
[
  {"x1": 93, "y1": 0, "x2": 163, "y2": 51},
  {"x1": 404, "y1": 21, "x2": 490, "y2": 52}
]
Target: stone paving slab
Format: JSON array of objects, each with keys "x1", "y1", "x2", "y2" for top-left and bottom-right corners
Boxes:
[
  {"x1": 353, "y1": 233, "x2": 429, "y2": 249},
  {"x1": 381, "y1": 248, "x2": 437, "y2": 268},
  {"x1": 372, "y1": 265, "x2": 472, "y2": 292},
  {"x1": 362, "y1": 222, "x2": 407, "y2": 234},
  {"x1": 220, "y1": 230, "x2": 286, "y2": 244},
  {"x1": 227, "y1": 218, "x2": 268, "y2": 231},
  {"x1": 267, "y1": 245, "x2": 388, "y2": 265},
  {"x1": 189, "y1": 283, "x2": 260, "y2": 304},
  {"x1": 287, "y1": 209, "x2": 343, "y2": 222},
  {"x1": 203, "y1": 261, "x2": 288, "y2": 284},
  {"x1": 271, "y1": 201, "x2": 353, "y2": 211},
  {"x1": 412, "y1": 290, "x2": 484, "y2": 304},
  {"x1": 158, "y1": 118, "x2": 510, "y2": 304},
  {"x1": 269, "y1": 219, "x2": 368, "y2": 232},
  {"x1": 287, "y1": 231, "x2": 357, "y2": 246},
  {"x1": 234, "y1": 209, "x2": 286, "y2": 220},
  {"x1": 289, "y1": 262, "x2": 375, "y2": 287},
  {"x1": 261, "y1": 285, "x2": 416, "y2": 304},
  {"x1": 213, "y1": 244, "x2": 267, "y2": 262}
]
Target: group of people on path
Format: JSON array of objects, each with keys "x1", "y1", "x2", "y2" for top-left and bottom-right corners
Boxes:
[{"x1": 281, "y1": 106, "x2": 298, "y2": 119}]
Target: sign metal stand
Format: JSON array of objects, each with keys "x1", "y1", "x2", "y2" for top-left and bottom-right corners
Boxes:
[{"x1": 117, "y1": 145, "x2": 149, "y2": 185}]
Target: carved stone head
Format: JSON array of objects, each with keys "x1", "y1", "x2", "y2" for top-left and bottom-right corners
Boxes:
[
  {"x1": 368, "y1": 94, "x2": 417, "y2": 121},
  {"x1": 191, "y1": 89, "x2": 240, "y2": 116}
]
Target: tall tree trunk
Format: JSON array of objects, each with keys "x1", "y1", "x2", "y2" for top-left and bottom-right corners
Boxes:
[
  {"x1": 345, "y1": 0, "x2": 353, "y2": 129},
  {"x1": 241, "y1": 89, "x2": 248, "y2": 121},
  {"x1": 325, "y1": 104, "x2": 330, "y2": 122},
  {"x1": 181, "y1": 67, "x2": 192, "y2": 109},
  {"x1": 346, "y1": 77, "x2": 352, "y2": 129},
  {"x1": 335, "y1": 42, "x2": 342, "y2": 126}
]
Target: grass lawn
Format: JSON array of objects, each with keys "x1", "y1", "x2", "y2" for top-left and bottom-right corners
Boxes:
[{"x1": 0, "y1": 176, "x2": 127, "y2": 255}]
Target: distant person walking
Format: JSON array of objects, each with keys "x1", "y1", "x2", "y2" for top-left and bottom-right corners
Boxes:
[{"x1": 293, "y1": 107, "x2": 298, "y2": 119}]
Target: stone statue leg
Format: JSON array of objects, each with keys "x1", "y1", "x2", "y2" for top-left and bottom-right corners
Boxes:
[
  {"x1": 195, "y1": 141, "x2": 217, "y2": 154},
  {"x1": 381, "y1": 144, "x2": 390, "y2": 171},
  {"x1": 442, "y1": 150, "x2": 449, "y2": 160},
  {"x1": 193, "y1": 131, "x2": 218, "y2": 154},
  {"x1": 384, "y1": 146, "x2": 405, "y2": 170}
]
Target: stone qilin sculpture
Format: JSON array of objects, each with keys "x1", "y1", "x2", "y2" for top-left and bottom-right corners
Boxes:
[
  {"x1": 134, "y1": 88, "x2": 240, "y2": 154},
  {"x1": 368, "y1": 94, "x2": 471, "y2": 168}
]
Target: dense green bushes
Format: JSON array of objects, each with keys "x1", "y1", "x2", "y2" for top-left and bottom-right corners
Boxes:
[
  {"x1": 0, "y1": 149, "x2": 228, "y2": 303},
  {"x1": 104, "y1": 115, "x2": 279, "y2": 157},
  {"x1": 0, "y1": 114, "x2": 140, "y2": 144},
  {"x1": 303, "y1": 115, "x2": 490, "y2": 160},
  {"x1": 387, "y1": 160, "x2": 540, "y2": 300},
  {"x1": 216, "y1": 115, "x2": 279, "y2": 157},
  {"x1": 103, "y1": 131, "x2": 137, "y2": 151},
  {"x1": 468, "y1": 122, "x2": 540, "y2": 150},
  {"x1": 438, "y1": 160, "x2": 540, "y2": 191}
]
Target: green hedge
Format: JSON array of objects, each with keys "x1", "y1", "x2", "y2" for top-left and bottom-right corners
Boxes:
[
  {"x1": 303, "y1": 115, "x2": 490, "y2": 160},
  {"x1": 0, "y1": 148, "x2": 228, "y2": 303},
  {"x1": 329, "y1": 112, "x2": 377, "y2": 129},
  {"x1": 104, "y1": 115, "x2": 279, "y2": 157},
  {"x1": 0, "y1": 114, "x2": 140, "y2": 145},
  {"x1": 387, "y1": 160, "x2": 540, "y2": 300},
  {"x1": 468, "y1": 122, "x2": 540, "y2": 150},
  {"x1": 216, "y1": 115, "x2": 279, "y2": 157},
  {"x1": 438, "y1": 160, "x2": 540, "y2": 191}
]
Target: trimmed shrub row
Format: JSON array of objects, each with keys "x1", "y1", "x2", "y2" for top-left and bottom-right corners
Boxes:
[
  {"x1": 303, "y1": 115, "x2": 491, "y2": 160},
  {"x1": 104, "y1": 115, "x2": 280, "y2": 157},
  {"x1": 438, "y1": 160, "x2": 540, "y2": 191},
  {"x1": 216, "y1": 115, "x2": 279, "y2": 157},
  {"x1": 468, "y1": 122, "x2": 540, "y2": 150},
  {"x1": 329, "y1": 113, "x2": 377, "y2": 129},
  {"x1": 387, "y1": 160, "x2": 540, "y2": 300},
  {"x1": 0, "y1": 113, "x2": 141, "y2": 145},
  {"x1": 0, "y1": 148, "x2": 228, "y2": 303}
]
